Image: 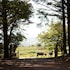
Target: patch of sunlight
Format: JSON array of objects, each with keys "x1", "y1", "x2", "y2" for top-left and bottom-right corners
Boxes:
[{"x1": 15, "y1": 46, "x2": 62, "y2": 59}]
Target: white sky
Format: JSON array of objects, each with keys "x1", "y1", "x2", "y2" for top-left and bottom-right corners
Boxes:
[
  {"x1": 24, "y1": 24, "x2": 43, "y2": 37},
  {"x1": 20, "y1": 1, "x2": 45, "y2": 46},
  {"x1": 21, "y1": 17, "x2": 44, "y2": 46},
  {"x1": 20, "y1": 0, "x2": 58, "y2": 46}
]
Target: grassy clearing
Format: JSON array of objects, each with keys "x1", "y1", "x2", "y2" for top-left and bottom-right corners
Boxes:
[{"x1": 15, "y1": 46, "x2": 61, "y2": 59}]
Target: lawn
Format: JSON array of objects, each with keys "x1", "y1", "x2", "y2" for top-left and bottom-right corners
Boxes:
[{"x1": 15, "y1": 46, "x2": 61, "y2": 59}]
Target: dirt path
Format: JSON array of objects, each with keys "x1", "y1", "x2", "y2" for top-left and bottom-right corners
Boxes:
[{"x1": 0, "y1": 58, "x2": 70, "y2": 70}]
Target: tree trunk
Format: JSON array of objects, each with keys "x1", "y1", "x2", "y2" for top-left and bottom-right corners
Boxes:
[
  {"x1": 67, "y1": 0, "x2": 70, "y2": 55},
  {"x1": 2, "y1": 0, "x2": 9, "y2": 58},
  {"x1": 55, "y1": 44, "x2": 58, "y2": 58},
  {"x1": 62, "y1": 0, "x2": 67, "y2": 54},
  {"x1": 54, "y1": 40, "x2": 58, "y2": 58}
]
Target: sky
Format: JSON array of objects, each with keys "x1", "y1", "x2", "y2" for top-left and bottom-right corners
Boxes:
[
  {"x1": 21, "y1": 23, "x2": 44, "y2": 46},
  {"x1": 20, "y1": 15, "x2": 45, "y2": 46},
  {"x1": 20, "y1": 0, "x2": 58, "y2": 46},
  {"x1": 0, "y1": 0, "x2": 60, "y2": 46},
  {"x1": 20, "y1": 1, "x2": 45, "y2": 46}
]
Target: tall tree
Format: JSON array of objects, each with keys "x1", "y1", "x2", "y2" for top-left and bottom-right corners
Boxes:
[
  {"x1": 1, "y1": 0, "x2": 32, "y2": 58},
  {"x1": 33, "y1": 0, "x2": 67, "y2": 55},
  {"x1": 2, "y1": 0, "x2": 9, "y2": 58},
  {"x1": 67, "y1": 0, "x2": 70, "y2": 54},
  {"x1": 62, "y1": 0, "x2": 67, "y2": 54},
  {"x1": 38, "y1": 22, "x2": 68, "y2": 57}
]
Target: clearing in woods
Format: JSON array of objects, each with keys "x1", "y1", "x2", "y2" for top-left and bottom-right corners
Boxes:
[{"x1": 15, "y1": 46, "x2": 61, "y2": 59}]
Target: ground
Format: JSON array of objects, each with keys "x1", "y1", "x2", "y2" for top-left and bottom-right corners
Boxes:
[{"x1": 0, "y1": 57, "x2": 70, "y2": 70}]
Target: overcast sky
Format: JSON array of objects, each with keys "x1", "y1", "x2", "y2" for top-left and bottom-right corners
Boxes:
[
  {"x1": 20, "y1": 1, "x2": 45, "y2": 46},
  {"x1": 20, "y1": 0, "x2": 58, "y2": 46}
]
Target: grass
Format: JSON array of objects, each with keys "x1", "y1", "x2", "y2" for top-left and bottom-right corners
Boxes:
[{"x1": 15, "y1": 46, "x2": 61, "y2": 59}]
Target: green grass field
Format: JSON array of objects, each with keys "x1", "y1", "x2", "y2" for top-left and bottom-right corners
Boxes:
[{"x1": 15, "y1": 46, "x2": 61, "y2": 59}]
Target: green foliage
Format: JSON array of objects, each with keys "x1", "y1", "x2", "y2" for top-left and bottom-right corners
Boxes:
[
  {"x1": 0, "y1": 0, "x2": 33, "y2": 45},
  {"x1": 7, "y1": 0, "x2": 32, "y2": 21},
  {"x1": 0, "y1": 0, "x2": 33, "y2": 58},
  {"x1": 11, "y1": 32, "x2": 26, "y2": 45},
  {"x1": 38, "y1": 21, "x2": 65, "y2": 49},
  {"x1": 32, "y1": 0, "x2": 67, "y2": 27}
]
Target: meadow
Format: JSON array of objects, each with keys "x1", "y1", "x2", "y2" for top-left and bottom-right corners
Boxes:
[{"x1": 15, "y1": 46, "x2": 60, "y2": 59}]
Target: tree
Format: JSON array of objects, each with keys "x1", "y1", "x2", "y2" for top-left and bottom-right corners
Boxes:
[
  {"x1": 2, "y1": 0, "x2": 9, "y2": 58},
  {"x1": 62, "y1": 0, "x2": 67, "y2": 54},
  {"x1": 32, "y1": 0, "x2": 67, "y2": 18},
  {"x1": 67, "y1": 0, "x2": 70, "y2": 55},
  {"x1": 33, "y1": 0, "x2": 67, "y2": 55},
  {"x1": 11, "y1": 32, "x2": 26, "y2": 45},
  {"x1": 38, "y1": 22, "x2": 68, "y2": 57},
  {"x1": 32, "y1": 0, "x2": 65, "y2": 23},
  {"x1": 38, "y1": 22, "x2": 62, "y2": 45},
  {"x1": 0, "y1": 0, "x2": 32, "y2": 58},
  {"x1": 0, "y1": 43, "x2": 4, "y2": 58}
]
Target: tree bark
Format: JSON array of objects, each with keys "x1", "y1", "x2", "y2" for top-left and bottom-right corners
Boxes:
[
  {"x1": 62, "y1": 0, "x2": 67, "y2": 54},
  {"x1": 55, "y1": 43, "x2": 58, "y2": 58},
  {"x1": 2, "y1": 0, "x2": 9, "y2": 58},
  {"x1": 67, "y1": 0, "x2": 70, "y2": 55}
]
